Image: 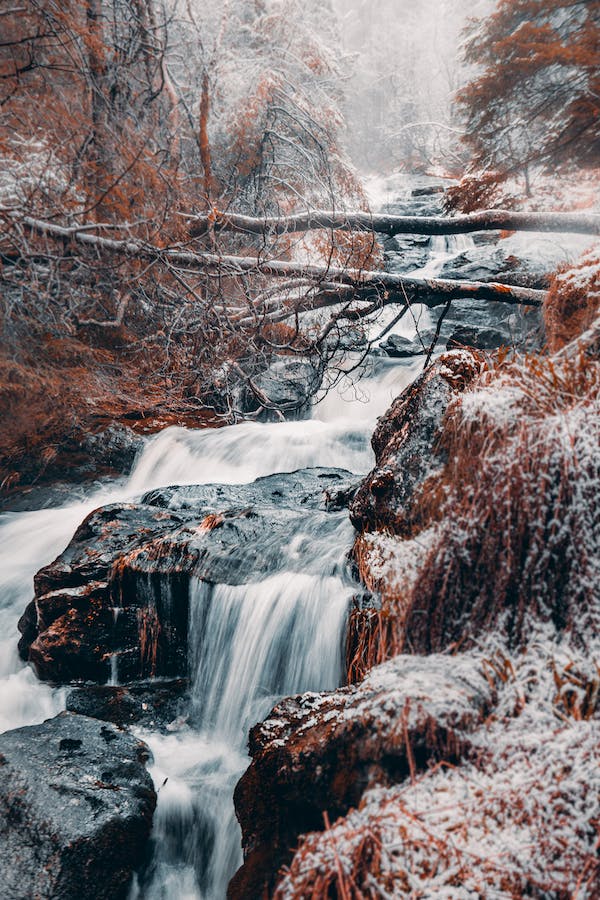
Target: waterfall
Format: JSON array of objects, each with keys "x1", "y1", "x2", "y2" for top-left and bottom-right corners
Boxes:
[
  {"x1": 0, "y1": 354, "x2": 421, "y2": 894},
  {"x1": 410, "y1": 232, "x2": 475, "y2": 279},
  {"x1": 132, "y1": 517, "x2": 355, "y2": 899},
  {"x1": 0, "y1": 172, "x2": 445, "y2": 898}
]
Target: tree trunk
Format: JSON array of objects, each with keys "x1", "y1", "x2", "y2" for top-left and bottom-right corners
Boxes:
[
  {"x1": 187, "y1": 208, "x2": 600, "y2": 239},
  {"x1": 199, "y1": 70, "x2": 213, "y2": 206},
  {"x1": 84, "y1": 0, "x2": 112, "y2": 221},
  {"x1": 15, "y1": 213, "x2": 547, "y2": 310}
]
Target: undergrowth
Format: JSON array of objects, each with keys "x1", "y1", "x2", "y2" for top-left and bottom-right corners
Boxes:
[
  {"x1": 277, "y1": 640, "x2": 600, "y2": 899},
  {"x1": 544, "y1": 248, "x2": 600, "y2": 351},
  {"x1": 349, "y1": 341, "x2": 600, "y2": 681}
]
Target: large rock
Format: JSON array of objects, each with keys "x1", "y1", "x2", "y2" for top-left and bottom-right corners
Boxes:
[
  {"x1": 79, "y1": 424, "x2": 144, "y2": 476},
  {"x1": 349, "y1": 350, "x2": 480, "y2": 534},
  {"x1": 438, "y1": 243, "x2": 551, "y2": 289},
  {"x1": 210, "y1": 357, "x2": 323, "y2": 422},
  {"x1": 0, "y1": 712, "x2": 156, "y2": 900},
  {"x1": 379, "y1": 333, "x2": 426, "y2": 358},
  {"x1": 250, "y1": 358, "x2": 323, "y2": 420},
  {"x1": 230, "y1": 653, "x2": 495, "y2": 899},
  {"x1": 446, "y1": 325, "x2": 510, "y2": 351},
  {"x1": 19, "y1": 468, "x2": 357, "y2": 684},
  {"x1": 66, "y1": 678, "x2": 188, "y2": 731}
]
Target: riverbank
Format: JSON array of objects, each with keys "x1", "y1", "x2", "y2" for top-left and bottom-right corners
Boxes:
[{"x1": 0, "y1": 173, "x2": 598, "y2": 898}]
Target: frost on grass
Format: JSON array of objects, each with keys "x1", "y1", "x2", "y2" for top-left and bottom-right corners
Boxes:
[
  {"x1": 317, "y1": 341, "x2": 600, "y2": 897},
  {"x1": 349, "y1": 348, "x2": 600, "y2": 681},
  {"x1": 348, "y1": 528, "x2": 438, "y2": 681},
  {"x1": 0, "y1": 137, "x2": 73, "y2": 213},
  {"x1": 358, "y1": 527, "x2": 437, "y2": 605},
  {"x1": 407, "y1": 354, "x2": 600, "y2": 654},
  {"x1": 257, "y1": 652, "x2": 494, "y2": 755},
  {"x1": 275, "y1": 640, "x2": 600, "y2": 900},
  {"x1": 545, "y1": 246, "x2": 600, "y2": 351}
]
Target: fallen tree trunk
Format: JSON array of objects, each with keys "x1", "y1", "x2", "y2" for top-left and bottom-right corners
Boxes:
[
  {"x1": 187, "y1": 209, "x2": 600, "y2": 238},
  {"x1": 13, "y1": 213, "x2": 546, "y2": 309}
]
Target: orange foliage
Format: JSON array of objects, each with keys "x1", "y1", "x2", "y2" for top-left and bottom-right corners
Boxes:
[
  {"x1": 313, "y1": 230, "x2": 382, "y2": 272},
  {"x1": 544, "y1": 248, "x2": 600, "y2": 351},
  {"x1": 452, "y1": 0, "x2": 600, "y2": 209}
]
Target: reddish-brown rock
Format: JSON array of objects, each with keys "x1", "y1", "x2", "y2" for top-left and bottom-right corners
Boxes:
[
  {"x1": 230, "y1": 653, "x2": 495, "y2": 898},
  {"x1": 349, "y1": 350, "x2": 481, "y2": 535},
  {"x1": 19, "y1": 468, "x2": 357, "y2": 684}
]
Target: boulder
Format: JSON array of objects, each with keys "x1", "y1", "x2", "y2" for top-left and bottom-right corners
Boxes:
[
  {"x1": 230, "y1": 653, "x2": 495, "y2": 899},
  {"x1": 0, "y1": 711, "x2": 156, "y2": 900},
  {"x1": 411, "y1": 184, "x2": 445, "y2": 197},
  {"x1": 446, "y1": 325, "x2": 509, "y2": 351},
  {"x1": 379, "y1": 334, "x2": 426, "y2": 358},
  {"x1": 80, "y1": 424, "x2": 143, "y2": 476},
  {"x1": 438, "y1": 244, "x2": 550, "y2": 290},
  {"x1": 349, "y1": 351, "x2": 481, "y2": 534},
  {"x1": 383, "y1": 234, "x2": 430, "y2": 274},
  {"x1": 248, "y1": 358, "x2": 323, "y2": 421},
  {"x1": 66, "y1": 678, "x2": 188, "y2": 731},
  {"x1": 19, "y1": 468, "x2": 357, "y2": 684}
]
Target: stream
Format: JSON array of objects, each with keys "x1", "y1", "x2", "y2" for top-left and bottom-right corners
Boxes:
[
  {"x1": 0, "y1": 350, "x2": 420, "y2": 897},
  {"x1": 0, "y1": 173, "x2": 578, "y2": 897}
]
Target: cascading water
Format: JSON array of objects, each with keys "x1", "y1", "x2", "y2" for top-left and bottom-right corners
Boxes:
[
  {"x1": 125, "y1": 361, "x2": 419, "y2": 899},
  {"x1": 135, "y1": 520, "x2": 355, "y2": 899},
  {"x1": 0, "y1": 172, "x2": 445, "y2": 897},
  {"x1": 410, "y1": 232, "x2": 475, "y2": 279},
  {"x1": 0, "y1": 353, "x2": 420, "y2": 896}
]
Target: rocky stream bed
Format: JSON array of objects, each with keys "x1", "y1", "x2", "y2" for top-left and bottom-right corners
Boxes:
[{"x1": 0, "y1": 176, "x2": 596, "y2": 899}]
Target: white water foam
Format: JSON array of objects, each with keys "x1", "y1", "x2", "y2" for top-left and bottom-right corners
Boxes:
[{"x1": 0, "y1": 180, "x2": 430, "y2": 898}]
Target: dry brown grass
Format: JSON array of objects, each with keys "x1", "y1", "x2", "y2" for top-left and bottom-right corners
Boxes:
[
  {"x1": 347, "y1": 534, "x2": 417, "y2": 683},
  {"x1": 0, "y1": 327, "x2": 219, "y2": 493},
  {"x1": 544, "y1": 248, "x2": 600, "y2": 352},
  {"x1": 407, "y1": 350, "x2": 600, "y2": 653},
  {"x1": 351, "y1": 344, "x2": 600, "y2": 671},
  {"x1": 275, "y1": 641, "x2": 600, "y2": 899}
]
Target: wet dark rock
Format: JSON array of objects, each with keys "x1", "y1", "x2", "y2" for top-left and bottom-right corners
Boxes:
[
  {"x1": 380, "y1": 180, "x2": 448, "y2": 218},
  {"x1": 66, "y1": 678, "x2": 189, "y2": 731},
  {"x1": 384, "y1": 244, "x2": 430, "y2": 273},
  {"x1": 446, "y1": 326, "x2": 509, "y2": 351},
  {"x1": 411, "y1": 184, "x2": 445, "y2": 197},
  {"x1": 328, "y1": 324, "x2": 368, "y2": 351},
  {"x1": 438, "y1": 245, "x2": 550, "y2": 290},
  {"x1": 422, "y1": 298, "x2": 541, "y2": 354},
  {"x1": 250, "y1": 358, "x2": 323, "y2": 421},
  {"x1": 0, "y1": 711, "x2": 156, "y2": 900},
  {"x1": 230, "y1": 653, "x2": 495, "y2": 899},
  {"x1": 380, "y1": 333, "x2": 426, "y2": 357},
  {"x1": 214, "y1": 357, "x2": 323, "y2": 422},
  {"x1": 0, "y1": 480, "x2": 111, "y2": 515},
  {"x1": 141, "y1": 467, "x2": 357, "y2": 513},
  {"x1": 349, "y1": 351, "x2": 480, "y2": 534},
  {"x1": 80, "y1": 424, "x2": 144, "y2": 476},
  {"x1": 20, "y1": 468, "x2": 356, "y2": 684}
]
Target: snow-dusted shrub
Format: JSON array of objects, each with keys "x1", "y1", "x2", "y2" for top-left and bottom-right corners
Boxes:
[
  {"x1": 407, "y1": 351, "x2": 600, "y2": 653},
  {"x1": 544, "y1": 248, "x2": 600, "y2": 351},
  {"x1": 348, "y1": 527, "x2": 438, "y2": 682},
  {"x1": 0, "y1": 138, "x2": 73, "y2": 214},
  {"x1": 352, "y1": 342, "x2": 600, "y2": 678},
  {"x1": 276, "y1": 642, "x2": 600, "y2": 899}
]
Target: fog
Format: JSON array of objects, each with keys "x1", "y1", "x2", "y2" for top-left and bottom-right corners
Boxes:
[{"x1": 333, "y1": 0, "x2": 495, "y2": 172}]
